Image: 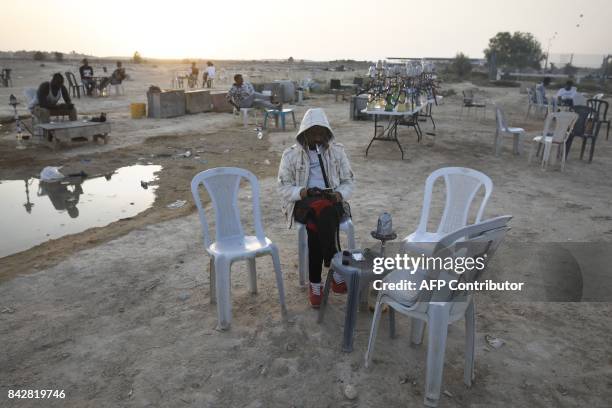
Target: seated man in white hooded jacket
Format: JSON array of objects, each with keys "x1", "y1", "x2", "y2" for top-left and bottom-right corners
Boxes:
[{"x1": 277, "y1": 108, "x2": 355, "y2": 307}]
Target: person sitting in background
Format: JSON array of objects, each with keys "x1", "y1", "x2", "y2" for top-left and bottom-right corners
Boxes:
[
  {"x1": 34, "y1": 73, "x2": 77, "y2": 122},
  {"x1": 535, "y1": 77, "x2": 551, "y2": 104},
  {"x1": 277, "y1": 108, "x2": 355, "y2": 307},
  {"x1": 189, "y1": 62, "x2": 199, "y2": 88},
  {"x1": 556, "y1": 80, "x2": 577, "y2": 107},
  {"x1": 111, "y1": 61, "x2": 127, "y2": 84},
  {"x1": 99, "y1": 61, "x2": 127, "y2": 92},
  {"x1": 226, "y1": 74, "x2": 280, "y2": 110},
  {"x1": 79, "y1": 59, "x2": 95, "y2": 96},
  {"x1": 204, "y1": 61, "x2": 215, "y2": 88}
]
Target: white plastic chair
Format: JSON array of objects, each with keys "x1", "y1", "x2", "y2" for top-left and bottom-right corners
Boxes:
[
  {"x1": 296, "y1": 218, "x2": 356, "y2": 287},
  {"x1": 234, "y1": 107, "x2": 258, "y2": 127},
  {"x1": 191, "y1": 167, "x2": 287, "y2": 330},
  {"x1": 365, "y1": 216, "x2": 512, "y2": 407},
  {"x1": 526, "y1": 88, "x2": 549, "y2": 118},
  {"x1": 494, "y1": 104, "x2": 524, "y2": 156},
  {"x1": 528, "y1": 111, "x2": 578, "y2": 171},
  {"x1": 593, "y1": 93, "x2": 604, "y2": 100},
  {"x1": 403, "y1": 167, "x2": 493, "y2": 255},
  {"x1": 109, "y1": 83, "x2": 125, "y2": 96}
]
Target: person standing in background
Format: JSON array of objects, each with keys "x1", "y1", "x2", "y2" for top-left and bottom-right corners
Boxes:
[{"x1": 204, "y1": 61, "x2": 215, "y2": 88}]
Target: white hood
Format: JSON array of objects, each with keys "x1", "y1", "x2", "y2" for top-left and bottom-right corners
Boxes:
[{"x1": 295, "y1": 108, "x2": 335, "y2": 146}]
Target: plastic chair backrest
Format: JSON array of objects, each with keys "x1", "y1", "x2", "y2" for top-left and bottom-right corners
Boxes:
[
  {"x1": 527, "y1": 87, "x2": 535, "y2": 103},
  {"x1": 587, "y1": 99, "x2": 608, "y2": 121},
  {"x1": 495, "y1": 105, "x2": 508, "y2": 132},
  {"x1": 463, "y1": 90, "x2": 474, "y2": 104},
  {"x1": 65, "y1": 72, "x2": 76, "y2": 87},
  {"x1": 535, "y1": 87, "x2": 545, "y2": 105},
  {"x1": 421, "y1": 216, "x2": 512, "y2": 303},
  {"x1": 545, "y1": 111, "x2": 578, "y2": 143},
  {"x1": 191, "y1": 167, "x2": 265, "y2": 248},
  {"x1": 570, "y1": 106, "x2": 591, "y2": 137},
  {"x1": 416, "y1": 167, "x2": 493, "y2": 237}
]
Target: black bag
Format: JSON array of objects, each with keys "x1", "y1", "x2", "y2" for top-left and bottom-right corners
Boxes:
[
  {"x1": 316, "y1": 150, "x2": 351, "y2": 221},
  {"x1": 292, "y1": 149, "x2": 351, "y2": 253}
]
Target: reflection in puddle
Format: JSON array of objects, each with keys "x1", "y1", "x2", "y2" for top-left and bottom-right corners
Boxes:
[{"x1": 0, "y1": 165, "x2": 161, "y2": 258}]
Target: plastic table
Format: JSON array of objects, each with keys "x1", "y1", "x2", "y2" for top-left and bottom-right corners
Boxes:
[
  {"x1": 263, "y1": 108, "x2": 297, "y2": 131},
  {"x1": 362, "y1": 102, "x2": 430, "y2": 159},
  {"x1": 318, "y1": 248, "x2": 397, "y2": 352}
]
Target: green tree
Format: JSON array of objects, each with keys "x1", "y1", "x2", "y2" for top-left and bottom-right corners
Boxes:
[
  {"x1": 33, "y1": 51, "x2": 45, "y2": 61},
  {"x1": 484, "y1": 32, "x2": 544, "y2": 70},
  {"x1": 450, "y1": 52, "x2": 472, "y2": 78},
  {"x1": 133, "y1": 51, "x2": 142, "y2": 64},
  {"x1": 54, "y1": 52, "x2": 63, "y2": 62},
  {"x1": 288, "y1": 56, "x2": 294, "y2": 63}
]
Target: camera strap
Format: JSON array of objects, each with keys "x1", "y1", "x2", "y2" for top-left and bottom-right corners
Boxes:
[
  {"x1": 315, "y1": 147, "x2": 342, "y2": 252},
  {"x1": 315, "y1": 149, "x2": 331, "y2": 189}
]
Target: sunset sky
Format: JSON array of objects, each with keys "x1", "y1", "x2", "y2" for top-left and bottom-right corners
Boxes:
[{"x1": 1, "y1": 0, "x2": 610, "y2": 62}]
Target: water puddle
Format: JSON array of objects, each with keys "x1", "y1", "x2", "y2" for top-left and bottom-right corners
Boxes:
[{"x1": 0, "y1": 164, "x2": 161, "y2": 258}]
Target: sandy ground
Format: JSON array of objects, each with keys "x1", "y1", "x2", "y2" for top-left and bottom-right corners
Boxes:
[{"x1": 1, "y1": 60, "x2": 612, "y2": 407}]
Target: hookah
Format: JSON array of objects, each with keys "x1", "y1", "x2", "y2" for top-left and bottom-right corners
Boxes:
[{"x1": 9, "y1": 94, "x2": 27, "y2": 149}]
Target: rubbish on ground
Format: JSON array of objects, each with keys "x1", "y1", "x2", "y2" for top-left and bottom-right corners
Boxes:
[
  {"x1": 40, "y1": 166, "x2": 64, "y2": 182},
  {"x1": 264, "y1": 159, "x2": 271, "y2": 165},
  {"x1": 177, "y1": 150, "x2": 192, "y2": 158},
  {"x1": 343, "y1": 384, "x2": 358, "y2": 400},
  {"x1": 556, "y1": 384, "x2": 568, "y2": 396},
  {"x1": 1, "y1": 307, "x2": 15, "y2": 314},
  {"x1": 443, "y1": 390, "x2": 453, "y2": 398},
  {"x1": 485, "y1": 334, "x2": 506, "y2": 349},
  {"x1": 167, "y1": 200, "x2": 187, "y2": 209}
]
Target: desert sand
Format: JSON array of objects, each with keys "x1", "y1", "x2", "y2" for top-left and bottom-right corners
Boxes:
[{"x1": 1, "y1": 59, "x2": 611, "y2": 407}]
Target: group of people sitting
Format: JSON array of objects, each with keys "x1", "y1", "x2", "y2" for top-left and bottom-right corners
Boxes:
[
  {"x1": 79, "y1": 58, "x2": 127, "y2": 96},
  {"x1": 535, "y1": 77, "x2": 582, "y2": 108},
  {"x1": 187, "y1": 61, "x2": 216, "y2": 88},
  {"x1": 29, "y1": 59, "x2": 128, "y2": 124}
]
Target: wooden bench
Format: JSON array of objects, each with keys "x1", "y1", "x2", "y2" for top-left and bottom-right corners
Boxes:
[{"x1": 36, "y1": 121, "x2": 111, "y2": 149}]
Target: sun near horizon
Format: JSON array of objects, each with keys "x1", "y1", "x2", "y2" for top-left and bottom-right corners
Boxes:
[{"x1": 1, "y1": 0, "x2": 610, "y2": 63}]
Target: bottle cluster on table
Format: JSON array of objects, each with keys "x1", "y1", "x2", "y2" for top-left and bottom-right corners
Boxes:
[{"x1": 363, "y1": 60, "x2": 439, "y2": 113}]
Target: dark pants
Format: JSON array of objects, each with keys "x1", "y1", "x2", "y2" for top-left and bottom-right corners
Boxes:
[
  {"x1": 82, "y1": 78, "x2": 95, "y2": 95},
  {"x1": 308, "y1": 228, "x2": 330, "y2": 283}
]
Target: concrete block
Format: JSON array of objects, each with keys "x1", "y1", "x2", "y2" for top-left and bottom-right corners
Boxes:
[
  {"x1": 185, "y1": 90, "x2": 212, "y2": 114},
  {"x1": 211, "y1": 92, "x2": 233, "y2": 113},
  {"x1": 147, "y1": 89, "x2": 186, "y2": 118}
]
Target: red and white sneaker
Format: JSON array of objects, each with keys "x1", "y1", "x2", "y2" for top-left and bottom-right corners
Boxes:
[
  {"x1": 331, "y1": 271, "x2": 347, "y2": 294},
  {"x1": 309, "y1": 282, "x2": 322, "y2": 308}
]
